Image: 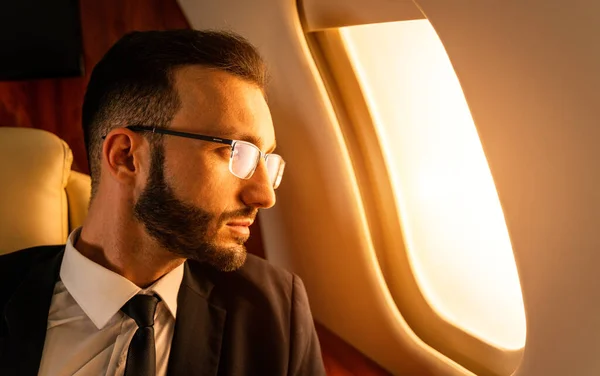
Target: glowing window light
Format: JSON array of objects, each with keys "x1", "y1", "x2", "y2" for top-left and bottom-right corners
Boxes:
[{"x1": 340, "y1": 20, "x2": 526, "y2": 350}]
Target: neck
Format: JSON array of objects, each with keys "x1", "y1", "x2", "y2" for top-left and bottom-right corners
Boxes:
[{"x1": 75, "y1": 201, "x2": 185, "y2": 288}]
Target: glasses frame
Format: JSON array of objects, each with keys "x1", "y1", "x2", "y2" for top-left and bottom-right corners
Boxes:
[{"x1": 119, "y1": 125, "x2": 285, "y2": 188}]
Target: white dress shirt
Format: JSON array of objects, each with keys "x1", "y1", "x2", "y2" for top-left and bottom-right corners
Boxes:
[{"x1": 38, "y1": 227, "x2": 184, "y2": 376}]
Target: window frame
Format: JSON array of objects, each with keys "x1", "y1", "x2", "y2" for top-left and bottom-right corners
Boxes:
[{"x1": 306, "y1": 26, "x2": 524, "y2": 376}]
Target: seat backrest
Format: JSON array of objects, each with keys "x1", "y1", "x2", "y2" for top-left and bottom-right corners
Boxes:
[{"x1": 0, "y1": 127, "x2": 91, "y2": 255}]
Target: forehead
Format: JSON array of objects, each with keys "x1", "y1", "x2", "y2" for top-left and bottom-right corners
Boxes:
[{"x1": 171, "y1": 66, "x2": 275, "y2": 150}]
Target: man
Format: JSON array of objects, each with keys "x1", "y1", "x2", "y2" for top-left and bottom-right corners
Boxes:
[{"x1": 0, "y1": 30, "x2": 325, "y2": 376}]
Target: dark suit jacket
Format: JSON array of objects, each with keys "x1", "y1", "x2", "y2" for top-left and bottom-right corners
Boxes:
[{"x1": 0, "y1": 245, "x2": 326, "y2": 376}]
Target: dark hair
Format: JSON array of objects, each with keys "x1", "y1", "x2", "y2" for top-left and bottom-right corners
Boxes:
[{"x1": 82, "y1": 29, "x2": 267, "y2": 199}]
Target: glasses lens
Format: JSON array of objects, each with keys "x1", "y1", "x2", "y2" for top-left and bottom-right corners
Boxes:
[
  {"x1": 230, "y1": 141, "x2": 260, "y2": 179},
  {"x1": 266, "y1": 154, "x2": 285, "y2": 189}
]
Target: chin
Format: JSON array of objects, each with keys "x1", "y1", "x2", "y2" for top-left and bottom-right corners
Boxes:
[
  {"x1": 185, "y1": 239, "x2": 248, "y2": 272},
  {"x1": 210, "y1": 244, "x2": 248, "y2": 272}
]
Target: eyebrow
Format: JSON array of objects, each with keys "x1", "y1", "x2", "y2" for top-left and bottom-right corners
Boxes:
[{"x1": 224, "y1": 132, "x2": 277, "y2": 154}]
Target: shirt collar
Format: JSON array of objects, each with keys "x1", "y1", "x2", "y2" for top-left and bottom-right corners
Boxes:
[{"x1": 60, "y1": 227, "x2": 184, "y2": 330}]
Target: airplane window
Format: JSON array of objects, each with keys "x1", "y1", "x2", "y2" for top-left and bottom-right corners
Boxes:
[{"x1": 339, "y1": 19, "x2": 526, "y2": 350}]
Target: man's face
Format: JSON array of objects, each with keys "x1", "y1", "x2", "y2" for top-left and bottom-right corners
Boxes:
[{"x1": 133, "y1": 66, "x2": 276, "y2": 271}]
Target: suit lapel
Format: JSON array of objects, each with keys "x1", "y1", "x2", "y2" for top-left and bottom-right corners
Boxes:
[
  {"x1": 4, "y1": 248, "x2": 64, "y2": 375},
  {"x1": 167, "y1": 261, "x2": 226, "y2": 376}
]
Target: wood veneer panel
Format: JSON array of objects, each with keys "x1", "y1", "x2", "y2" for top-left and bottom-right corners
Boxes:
[{"x1": 316, "y1": 322, "x2": 394, "y2": 376}]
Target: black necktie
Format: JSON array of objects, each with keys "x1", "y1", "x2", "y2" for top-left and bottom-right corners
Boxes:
[{"x1": 121, "y1": 294, "x2": 161, "y2": 376}]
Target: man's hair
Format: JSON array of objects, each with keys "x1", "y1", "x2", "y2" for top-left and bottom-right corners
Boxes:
[{"x1": 82, "y1": 29, "x2": 267, "y2": 198}]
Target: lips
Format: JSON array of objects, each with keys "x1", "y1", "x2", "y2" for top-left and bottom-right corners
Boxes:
[
  {"x1": 226, "y1": 219, "x2": 254, "y2": 227},
  {"x1": 225, "y1": 219, "x2": 253, "y2": 237}
]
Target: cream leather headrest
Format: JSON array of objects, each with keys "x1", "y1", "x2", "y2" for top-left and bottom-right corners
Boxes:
[{"x1": 0, "y1": 127, "x2": 74, "y2": 254}]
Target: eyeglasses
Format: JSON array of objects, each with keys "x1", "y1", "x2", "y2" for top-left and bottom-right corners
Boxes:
[{"x1": 123, "y1": 125, "x2": 285, "y2": 189}]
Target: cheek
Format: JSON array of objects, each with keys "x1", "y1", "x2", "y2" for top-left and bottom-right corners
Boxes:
[{"x1": 168, "y1": 155, "x2": 242, "y2": 212}]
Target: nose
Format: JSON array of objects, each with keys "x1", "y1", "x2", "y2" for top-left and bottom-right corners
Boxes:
[{"x1": 239, "y1": 159, "x2": 276, "y2": 209}]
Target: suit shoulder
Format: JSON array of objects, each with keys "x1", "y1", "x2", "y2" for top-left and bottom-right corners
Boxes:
[
  {"x1": 201, "y1": 254, "x2": 295, "y2": 308},
  {"x1": 236, "y1": 253, "x2": 294, "y2": 292},
  {"x1": 0, "y1": 244, "x2": 64, "y2": 266},
  {"x1": 0, "y1": 245, "x2": 64, "y2": 287}
]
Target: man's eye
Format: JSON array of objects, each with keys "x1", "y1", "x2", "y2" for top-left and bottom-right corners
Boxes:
[{"x1": 218, "y1": 147, "x2": 232, "y2": 158}]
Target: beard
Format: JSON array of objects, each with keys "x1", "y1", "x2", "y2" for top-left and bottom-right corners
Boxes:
[{"x1": 133, "y1": 143, "x2": 255, "y2": 271}]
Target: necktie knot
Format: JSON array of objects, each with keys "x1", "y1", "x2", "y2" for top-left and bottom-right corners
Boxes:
[{"x1": 121, "y1": 294, "x2": 160, "y2": 328}]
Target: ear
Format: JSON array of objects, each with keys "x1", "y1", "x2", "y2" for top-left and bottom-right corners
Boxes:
[{"x1": 101, "y1": 128, "x2": 149, "y2": 188}]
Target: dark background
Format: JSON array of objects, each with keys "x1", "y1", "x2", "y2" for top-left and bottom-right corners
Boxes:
[{"x1": 0, "y1": 0, "x2": 83, "y2": 81}]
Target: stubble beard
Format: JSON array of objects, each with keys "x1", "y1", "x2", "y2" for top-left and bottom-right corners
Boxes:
[{"x1": 133, "y1": 144, "x2": 252, "y2": 272}]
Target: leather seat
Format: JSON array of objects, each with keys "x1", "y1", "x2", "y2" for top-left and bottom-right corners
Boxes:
[{"x1": 0, "y1": 127, "x2": 91, "y2": 255}]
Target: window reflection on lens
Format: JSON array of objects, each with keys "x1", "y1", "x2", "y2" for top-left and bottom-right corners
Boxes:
[
  {"x1": 230, "y1": 141, "x2": 285, "y2": 188},
  {"x1": 232, "y1": 142, "x2": 260, "y2": 178},
  {"x1": 266, "y1": 155, "x2": 280, "y2": 186},
  {"x1": 274, "y1": 160, "x2": 285, "y2": 189}
]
